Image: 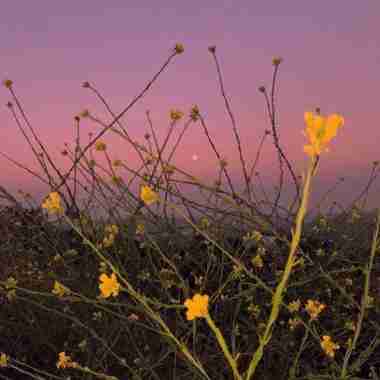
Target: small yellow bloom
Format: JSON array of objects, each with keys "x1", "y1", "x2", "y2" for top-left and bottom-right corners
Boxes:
[
  {"x1": 251, "y1": 254, "x2": 264, "y2": 269},
  {"x1": 320, "y1": 335, "x2": 340, "y2": 358},
  {"x1": 0, "y1": 353, "x2": 8, "y2": 367},
  {"x1": 288, "y1": 299, "x2": 301, "y2": 313},
  {"x1": 140, "y1": 185, "x2": 159, "y2": 205},
  {"x1": 190, "y1": 105, "x2": 200, "y2": 121},
  {"x1": 56, "y1": 352, "x2": 78, "y2": 369},
  {"x1": 136, "y1": 223, "x2": 145, "y2": 235},
  {"x1": 105, "y1": 224, "x2": 119, "y2": 235},
  {"x1": 5, "y1": 276, "x2": 17, "y2": 289},
  {"x1": 170, "y1": 109, "x2": 184, "y2": 121},
  {"x1": 95, "y1": 140, "x2": 107, "y2": 152},
  {"x1": 174, "y1": 43, "x2": 184, "y2": 54},
  {"x1": 272, "y1": 57, "x2": 283, "y2": 66},
  {"x1": 99, "y1": 273, "x2": 120, "y2": 298},
  {"x1": 42, "y1": 192, "x2": 64, "y2": 215},
  {"x1": 305, "y1": 299, "x2": 326, "y2": 321},
  {"x1": 184, "y1": 294, "x2": 209, "y2": 321},
  {"x1": 113, "y1": 159, "x2": 122, "y2": 167},
  {"x1": 303, "y1": 111, "x2": 344, "y2": 157},
  {"x1": 102, "y1": 234, "x2": 115, "y2": 248},
  {"x1": 2, "y1": 79, "x2": 13, "y2": 88},
  {"x1": 52, "y1": 281, "x2": 71, "y2": 297},
  {"x1": 80, "y1": 109, "x2": 90, "y2": 118},
  {"x1": 200, "y1": 217, "x2": 210, "y2": 229}
]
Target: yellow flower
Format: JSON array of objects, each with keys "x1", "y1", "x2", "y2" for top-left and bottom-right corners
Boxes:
[
  {"x1": 99, "y1": 273, "x2": 120, "y2": 298},
  {"x1": 56, "y1": 352, "x2": 78, "y2": 369},
  {"x1": 251, "y1": 254, "x2": 264, "y2": 269},
  {"x1": 5, "y1": 276, "x2": 17, "y2": 289},
  {"x1": 288, "y1": 299, "x2": 301, "y2": 313},
  {"x1": 105, "y1": 224, "x2": 119, "y2": 235},
  {"x1": 80, "y1": 109, "x2": 90, "y2": 118},
  {"x1": 2, "y1": 79, "x2": 13, "y2": 88},
  {"x1": 170, "y1": 109, "x2": 184, "y2": 121},
  {"x1": 174, "y1": 43, "x2": 184, "y2": 54},
  {"x1": 272, "y1": 57, "x2": 283, "y2": 66},
  {"x1": 95, "y1": 140, "x2": 107, "y2": 152},
  {"x1": 184, "y1": 294, "x2": 209, "y2": 321},
  {"x1": 320, "y1": 335, "x2": 340, "y2": 358},
  {"x1": 303, "y1": 111, "x2": 344, "y2": 157},
  {"x1": 102, "y1": 234, "x2": 115, "y2": 248},
  {"x1": 190, "y1": 105, "x2": 200, "y2": 121},
  {"x1": 111, "y1": 175, "x2": 123, "y2": 185},
  {"x1": 42, "y1": 192, "x2": 64, "y2": 215},
  {"x1": 305, "y1": 299, "x2": 326, "y2": 321},
  {"x1": 52, "y1": 281, "x2": 71, "y2": 297},
  {"x1": 200, "y1": 217, "x2": 210, "y2": 229},
  {"x1": 113, "y1": 159, "x2": 122, "y2": 167},
  {"x1": 140, "y1": 185, "x2": 159, "y2": 205},
  {"x1": 136, "y1": 223, "x2": 145, "y2": 235},
  {"x1": 0, "y1": 353, "x2": 8, "y2": 367}
]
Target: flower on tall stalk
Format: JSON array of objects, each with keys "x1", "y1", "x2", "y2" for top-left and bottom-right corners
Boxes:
[
  {"x1": 99, "y1": 273, "x2": 120, "y2": 298},
  {"x1": 184, "y1": 294, "x2": 209, "y2": 321},
  {"x1": 174, "y1": 43, "x2": 184, "y2": 54},
  {"x1": 303, "y1": 111, "x2": 344, "y2": 157},
  {"x1": 42, "y1": 192, "x2": 64, "y2": 215},
  {"x1": 140, "y1": 185, "x2": 159, "y2": 205}
]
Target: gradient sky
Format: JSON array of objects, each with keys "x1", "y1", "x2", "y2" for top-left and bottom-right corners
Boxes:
[{"x1": 1, "y1": 1, "x2": 380, "y2": 218}]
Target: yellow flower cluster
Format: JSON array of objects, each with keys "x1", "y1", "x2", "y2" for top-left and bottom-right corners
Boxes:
[
  {"x1": 305, "y1": 299, "x2": 326, "y2": 321},
  {"x1": 190, "y1": 105, "x2": 200, "y2": 121},
  {"x1": 140, "y1": 185, "x2": 159, "y2": 205},
  {"x1": 136, "y1": 223, "x2": 145, "y2": 235},
  {"x1": 99, "y1": 272, "x2": 120, "y2": 298},
  {"x1": 0, "y1": 353, "x2": 8, "y2": 367},
  {"x1": 100, "y1": 224, "x2": 119, "y2": 248},
  {"x1": 42, "y1": 192, "x2": 64, "y2": 215},
  {"x1": 184, "y1": 294, "x2": 209, "y2": 321},
  {"x1": 303, "y1": 111, "x2": 344, "y2": 157},
  {"x1": 112, "y1": 159, "x2": 122, "y2": 167},
  {"x1": 56, "y1": 352, "x2": 78, "y2": 369},
  {"x1": 174, "y1": 43, "x2": 184, "y2": 54},
  {"x1": 320, "y1": 335, "x2": 340, "y2": 358},
  {"x1": 95, "y1": 140, "x2": 107, "y2": 152},
  {"x1": 170, "y1": 109, "x2": 184, "y2": 121},
  {"x1": 243, "y1": 230, "x2": 263, "y2": 242},
  {"x1": 52, "y1": 281, "x2": 71, "y2": 297},
  {"x1": 251, "y1": 254, "x2": 264, "y2": 269}
]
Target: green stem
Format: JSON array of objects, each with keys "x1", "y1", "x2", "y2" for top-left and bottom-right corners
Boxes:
[
  {"x1": 205, "y1": 314, "x2": 243, "y2": 380},
  {"x1": 244, "y1": 157, "x2": 316, "y2": 380},
  {"x1": 340, "y1": 206, "x2": 380, "y2": 378}
]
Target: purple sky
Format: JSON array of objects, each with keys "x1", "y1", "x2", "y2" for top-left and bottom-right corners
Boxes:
[{"x1": 1, "y1": 1, "x2": 380, "y2": 218}]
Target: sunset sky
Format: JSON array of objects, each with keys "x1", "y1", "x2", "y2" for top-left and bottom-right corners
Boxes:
[{"x1": 1, "y1": 1, "x2": 379, "y2": 219}]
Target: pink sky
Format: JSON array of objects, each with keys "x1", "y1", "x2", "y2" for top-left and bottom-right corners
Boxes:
[{"x1": 1, "y1": 1, "x2": 380, "y2": 219}]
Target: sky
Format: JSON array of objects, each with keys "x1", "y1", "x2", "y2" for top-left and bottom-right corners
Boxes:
[{"x1": 1, "y1": 1, "x2": 380, "y2": 222}]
